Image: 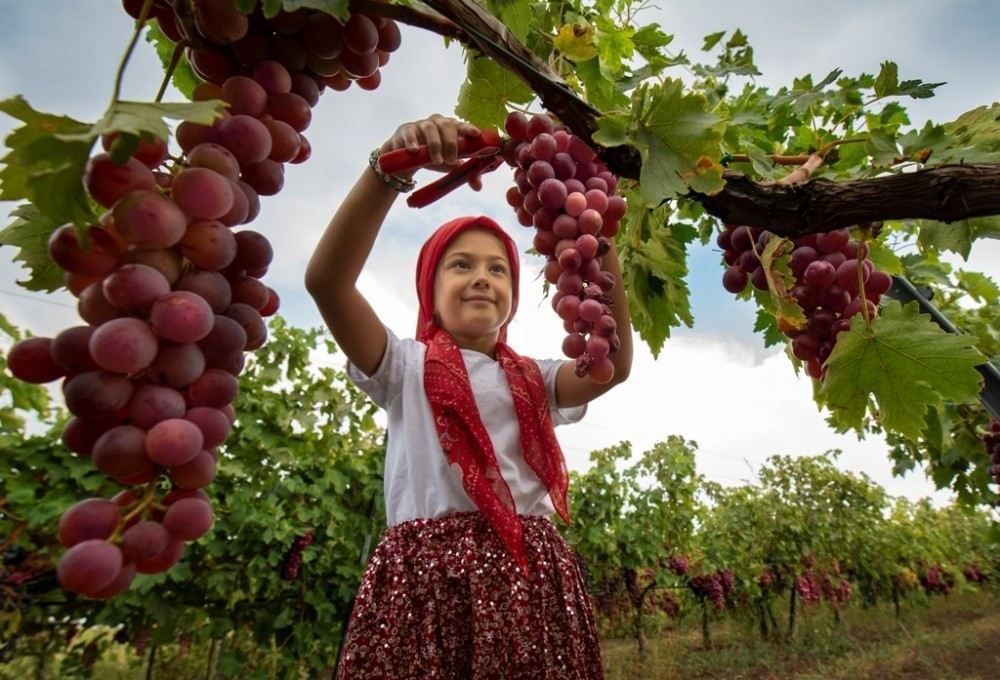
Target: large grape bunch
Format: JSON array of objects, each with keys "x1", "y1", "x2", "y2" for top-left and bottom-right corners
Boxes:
[
  {"x1": 3, "y1": 0, "x2": 401, "y2": 600},
  {"x1": 984, "y1": 419, "x2": 1000, "y2": 500},
  {"x1": 718, "y1": 225, "x2": 893, "y2": 380},
  {"x1": 499, "y1": 111, "x2": 628, "y2": 384}
]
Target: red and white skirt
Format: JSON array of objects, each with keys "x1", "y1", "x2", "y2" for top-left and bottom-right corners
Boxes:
[{"x1": 336, "y1": 511, "x2": 604, "y2": 680}]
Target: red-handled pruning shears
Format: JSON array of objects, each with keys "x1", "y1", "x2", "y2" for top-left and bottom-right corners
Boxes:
[{"x1": 376, "y1": 129, "x2": 505, "y2": 208}]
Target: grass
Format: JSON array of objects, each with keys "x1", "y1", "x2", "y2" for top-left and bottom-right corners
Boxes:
[{"x1": 601, "y1": 590, "x2": 1000, "y2": 679}]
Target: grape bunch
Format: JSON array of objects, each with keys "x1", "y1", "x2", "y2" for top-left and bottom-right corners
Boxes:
[
  {"x1": 984, "y1": 419, "x2": 1000, "y2": 499},
  {"x1": 718, "y1": 225, "x2": 893, "y2": 380},
  {"x1": 3, "y1": 0, "x2": 402, "y2": 599},
  {"x1": 126, "y1": 0, "x2": 401, "y2": 99},
  {"x1": 499, "y1": 111, "x2": 627, "y2": 384},
  {"x1": 794, "y1": 569, "x2": 822, "y2": 604},
  {"x1": 687, "y1": 568, "x2": 733, "y2": 610},
  {"x1": 280, "y1": 531, "x2": 314, "y2": 581},
  {"x1": 919, "y1": 563, "x2": 954, "y2": 595},
  {"x1": 665, "y1": 554, "x2": 690, "y2": 577}
]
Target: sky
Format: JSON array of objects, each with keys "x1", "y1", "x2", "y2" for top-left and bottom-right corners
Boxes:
[{"x1": 1, "y1": 1, "x2": 999, "y2": 504}]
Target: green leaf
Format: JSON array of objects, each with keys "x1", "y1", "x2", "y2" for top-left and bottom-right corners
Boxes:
[
  {"x1": 592, "y1": 114, "x2": 630, "y2": 147},
  {"x1": 593, "y1": 22, "x2": 634, "y2": 80},
  {"x1": 0, "y1": 95, "x2": 97, "y2": 226},
  {"x1": 455, "y1": 57, "x2": 533, "y2": 130},
  {"x1": 554, "y1": 24, "x2": 598, "y2": 61},
  {"x1": 956, "y1": 270, "x2": 1000, "y2": 305},
  {"x1": 280, "y1": 0, "x2": 350, "y2": 21},
  {"x1": 874, "y1": 62, "x2": 899, "y2": 99},
  {"x1": 916, "y1": 217, "x2": 1000, "y2": 260},
  {"x1": 873, "y1": 61, "x2": 943, "y2": 99},
  {"x1": 145, "y1": 23, "x2": 200, "y2": 100},
  {"x1": 821, "y1": 300, "x2": 985, "y2": 439},
  {"x1": 702, "y1": 31, "x2": 726, "y2": 51},
  {"x1": 622, "y1": 206, "x2": 696, "y2": 357},
  {"x1": 945, "y1": 103, "x2": 1000, "y2": 151},
  {"x1": 865, "y1": 239, "x2": 904, "y2": 275},
  {"x1": 630, "y1": 80, "x2": 725, "y2": 205},
  {"x1": 95, "y1": 100, "x2": 224, "y2": 142},
  {"x1": 574, "y1": 57, "x2": 628, "y2": 112},
  {"x1": 0, "y1": 204, "x2": 64, "y2": 292},
  {"x1": 483, "y1": 0, "x2": 532, "y2": 44}
]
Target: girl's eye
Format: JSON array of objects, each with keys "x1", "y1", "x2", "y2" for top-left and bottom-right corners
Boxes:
[{"x1": 491, "y1": 265, "x2": 507, "y2": 274}]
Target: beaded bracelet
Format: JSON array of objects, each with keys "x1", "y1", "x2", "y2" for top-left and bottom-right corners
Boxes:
[{"x1": 368, "y1": 148, "x2": 417, "y2": 193}]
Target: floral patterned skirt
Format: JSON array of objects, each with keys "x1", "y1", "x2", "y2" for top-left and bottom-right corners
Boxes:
[{"x1": 336, "y1": 512, "x2": 604, "y2": 680}]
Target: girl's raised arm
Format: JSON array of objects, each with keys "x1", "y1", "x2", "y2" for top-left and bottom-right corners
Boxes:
[{"x1": 304, "y1": 115, "x2": 480, "y2": 376}]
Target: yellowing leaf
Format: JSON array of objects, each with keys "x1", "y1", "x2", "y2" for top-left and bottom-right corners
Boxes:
[
  {"x1": 554, "y1": 24, "x2": 598, "y2": 61},
  {"x1": 821, "y1": 300, "x2": 985, "y2": 439}
]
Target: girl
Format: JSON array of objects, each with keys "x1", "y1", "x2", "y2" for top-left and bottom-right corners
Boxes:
[{"x1": 305, "y1": 114, "x2": 632, "y2": 679}]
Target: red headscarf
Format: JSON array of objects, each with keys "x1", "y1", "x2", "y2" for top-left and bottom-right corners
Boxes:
[{"x1": 416, "y1": 216, "x2": 570, "y2": 578}]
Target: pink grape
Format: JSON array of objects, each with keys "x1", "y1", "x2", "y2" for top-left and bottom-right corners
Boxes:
[
  {"x1": 564, "y1": 192, "x2": 587, "y2": 217},
  {"x1": 185, "y1": 407, "x2": 232, "y2": 448},
  {"x1": 577, "y1": 209, "x2": 603, "y2": 236},
  {"x1": 145, "y1": 418, "x2": 203, "y2": 467},
  {"x1": 6, "y1": 337, "x2": 64, "y2": 384},
  {"x1": 803, "y1": 260, "x2": 836, "y2": 289},
  {"x1": 135, "y1": 538, "x2": 184, "y2": 574},
  {"x1": 527, "y1": 160, "x2": 555, "y2": 187},
  {"x1": 188, "y1": 368, "x2": 239, "y2": 408},
  {"x1": 147, "y1": 342, "x2": 206, "y2": 389},
  {"x1": 162, "y1": 498, "x2": 214, "y2": 541},
  {"x1": 63, "y1": 370, "x2": 133, "y2": 418},
  {"x1": 150, "y1": 292, "x2": 215, "y2": 344},
  {"x1": 57, "y1": 499, "x2": 120, "y2": 547},
  {"x1": 816, "y1": 229, "x2": 851, "y2": 254},
  {"x1": 92, "y1": 425, "x2": 149, "y2": 480},
  {"x1": 112, "y1": 190, "x2": 187, "y2": 247},
  {"x1": 102, "y1": 264, "x2": 170, "y2": 314},
  {"x1": 128, "y1": 383, "x2": 186, "y2": 429},
  {"x1": 121, "y1": 521, "x2": 170, "y2": 563},
  {"x1": 85, "y1": 153, "x2": 157, "y2": 208},
  {"x1": 170, "y1": 450, "x2": 218, "y2": 489},
  {"x1": 57, "y1": 539, "x2": 124, "y2": 598},
  {"x1": 579, "y1": 299, "x2": 603, "y2": 323},
  {"x1": 89, "y1": 318, "x2": 158, "y2": 375},
  {"x1": 537, "y1": 178, "x2": 568, "y2": 211},
  {"x1": 562, "y1": 333, "x2": 586, "y2": 358},
  {"x1": 171, "y1": 167, "x2": 234, "y2": 220}
]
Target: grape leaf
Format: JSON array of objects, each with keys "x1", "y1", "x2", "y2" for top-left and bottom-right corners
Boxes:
[
  {"x1": 484, "y1": 0, "x2": 533, "y2": 44},
  {"x1": 574, "y1": 57, "x2": 628, "y2": 111},
  {"x1": 268, "y1": 0, "x2": 349, "y2": 21},
  {"x1": 554, "y1": 24, "x2": 599, "y2": 61},
  {"x1": 455, "y1": 57, "x2": 533, "y2": 129},
  {"x1": 593, "y1": 18, "x2": 634, "y2": 80},
  {"x1": 945, "y1": 103, "x2": 1000, "y2": 151},
  {"x1": 753, "y1": 307, "x2": 785, "y2": 348},
  {"x1": 94, "y1": 100, "x2": 224, "y2": 142},
  {"x1": 702, "y1": 31, "x2": 726, "y2": 52},
  {"x1": 0, "y1": 95, "x2": 96, "y2": 227},
  {"x1": 821, "y1": 300, "x2": 986, "y2": 440},
  {"x1": 874, "y1": 61, "x2": 944, "y2": 99},
  {"x1": 866, "y1": 239, "x2": 904, "y2": 275},
  {"x1": 758, "y1": 237, "x2": 805, "y2": 330},
  {"x1": 956, "y1": 270, "x2": 1000, "y2": 305},
  {"x1": 0, "y1": 204, "x2": 65, "y2": 292},
  {"x1": 621, "y1": 206, "x2": 695, "y2": 357},
  {"x1": 145, "y1": 23, "x2": 200, "y2": 100},
  {"x1": 916, "y1": 216, "x2": 1000, "y2": 260},
  {"x1": 629, "y1": 80, "x2": 725, "y2": 206}
]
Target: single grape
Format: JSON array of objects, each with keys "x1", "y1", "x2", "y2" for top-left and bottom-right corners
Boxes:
[
  {"x1": 57, "y1": 499, "x2": 120, "y2": 548},
  {"x1": 57, "y1": 539, "x2": 124, "y2": 598}
]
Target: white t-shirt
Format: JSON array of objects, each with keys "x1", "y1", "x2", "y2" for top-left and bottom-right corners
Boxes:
[{"x1": 346, "y1": 328, "x2": 586, "y2": 527}]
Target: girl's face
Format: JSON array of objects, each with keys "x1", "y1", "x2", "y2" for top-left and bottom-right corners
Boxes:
[{"x1": 433, "y1": 229, "x2": 513, "y2": 354}]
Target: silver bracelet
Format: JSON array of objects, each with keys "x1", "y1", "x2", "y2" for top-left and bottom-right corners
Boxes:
[{"x1": 368, "y1": 148, "x2": 417, "y2": 193}]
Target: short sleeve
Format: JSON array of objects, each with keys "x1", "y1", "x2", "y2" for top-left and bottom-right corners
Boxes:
[
  {"x1": 345, "y1": 327, "x2": 411, "y2": 409},
  {"x1": 534, "y1": 358, "x2": 587, "y2": 426}
]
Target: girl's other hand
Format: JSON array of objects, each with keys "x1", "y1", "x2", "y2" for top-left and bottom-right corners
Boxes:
[{"x1": 380, "y1": 115, "x2": 483, "y2": 187}]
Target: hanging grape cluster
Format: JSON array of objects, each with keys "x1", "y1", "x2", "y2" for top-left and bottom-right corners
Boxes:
[
  {"x1": 985, "y1": 419, "x2": 1000, "y2": 499},
  {"x1": 4, "y1": 0, "x2": 402, "y2": 600},
  {"x1": 280, "y1": 530, "x2": 314, "y2": 581},
  {"x1": 718, "y1": 225, "x2": 893, "y2": 380},
  {"x1": 687, "y1": 568, "x2": 733, "y2": 610},
  {"x1": 500, "y1": 111, "x2": 627, "y2": 384}
]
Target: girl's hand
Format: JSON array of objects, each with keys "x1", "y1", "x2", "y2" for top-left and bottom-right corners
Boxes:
[{"x1": 379, "y1": 115, "x2": 484, "y2": 189}]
